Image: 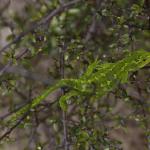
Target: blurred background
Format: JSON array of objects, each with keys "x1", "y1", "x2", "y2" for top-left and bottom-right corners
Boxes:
[{"x1": 0, "y1": 0, "x2": 150, "y2": 149}]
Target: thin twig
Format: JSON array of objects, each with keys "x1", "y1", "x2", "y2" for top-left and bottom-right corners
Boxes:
[
  {"x1": 84, "y1": 14, "x2": 96, "y2": 43},
  {"x1": 59, "y1": 42, "x2": 69, "y2": 150},
  {"x1": 0, "y1": 65, "x2": 54, "y2": 85},
  {"x1": 0, "y1": 0, "x2": 81, "y2": 54},
  {"x1": 0, "y1": 111, "x2": 29, "y2": 141},
  {"x1": 0, "y1": 91, "x2": 57, "y2": 141},
  {"x1": 0, "y1": 48, "x2": 29, "y2": 76},
  {"x1": 0, "y1": 97, "x2": 57, "y2": 121},
  {"x1": 0, "y1": 0, "x2": 81, "y2": 80},
  {"x1": 0, "y1": 48, "x2": 54, "y2": 84}
]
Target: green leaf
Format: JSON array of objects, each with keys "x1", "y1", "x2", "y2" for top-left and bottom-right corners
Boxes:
[{"x1": 77, "y1": 131, "x2": 89, "y2": 142}]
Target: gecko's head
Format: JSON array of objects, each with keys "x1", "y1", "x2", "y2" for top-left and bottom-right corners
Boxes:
[{"x1": 127, "y1": 50, "x2": 150, "y2": 69}]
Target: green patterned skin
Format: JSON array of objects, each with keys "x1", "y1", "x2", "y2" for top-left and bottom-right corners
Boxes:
[{"x1": 5, "y1": 50, "x2": 150, "y2": 125}]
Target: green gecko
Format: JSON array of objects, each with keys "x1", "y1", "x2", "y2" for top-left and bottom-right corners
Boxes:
[{"x1": 4, "y1": 50, "x2": 150, "y2": 125}]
